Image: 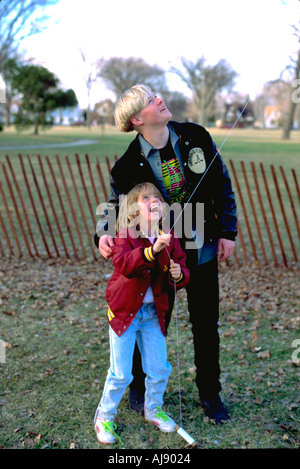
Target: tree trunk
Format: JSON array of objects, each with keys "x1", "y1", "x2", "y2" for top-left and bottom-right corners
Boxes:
[
  {"x1": 282, "y1": 99, "x2": 297, "y2": 139},
  {"x1": 282, "y1": 49, "x2": 300, "y2": 140},
  {"x1": 34, "y1": 121, "x2": 39, "y2": 135}
]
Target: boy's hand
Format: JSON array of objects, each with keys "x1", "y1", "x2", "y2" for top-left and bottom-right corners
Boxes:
[
  {"x1": 153, "y1": 233, "x2": 171, "y2": 253},
  {"x1": 169, "y1": 259, "x2": 182, "y2": 280},
  {"x1": 99, "y1": 235, "x2": 115, "y2": 259},
  {"x1": 217, "y1": 238, "x2": 235, "y2": 262}
]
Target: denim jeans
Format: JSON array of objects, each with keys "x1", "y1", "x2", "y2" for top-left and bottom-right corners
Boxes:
[
  {"x1": 132, "y1": 256, "x2": 222, "y2": 400},
  {"x1": 97, "y1": 302, "x2": 172, "y2": 419}
]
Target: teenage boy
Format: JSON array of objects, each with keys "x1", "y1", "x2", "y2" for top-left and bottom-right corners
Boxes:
[{"x1": 95, "y1": 84, "x2": 237, "y2": 423}]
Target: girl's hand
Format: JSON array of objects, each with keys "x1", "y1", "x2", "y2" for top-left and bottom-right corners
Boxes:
[
  {"x1": 169, "y1": 259, "x2": 182, "y2": 280},
  {"x1": 153, "y1": 233, "x2": 171, "y2": 253}
]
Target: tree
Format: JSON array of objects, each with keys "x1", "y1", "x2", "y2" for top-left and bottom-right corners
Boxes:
[
  {"x1": 0, "y1": 0, "x2": 59, "y2": 126},
  {"x1": 1, "y1": 55, "x2": 21, "y2": 126},
  {"x1": 0, "y1": 0, "x2": 58, "y2": 73},
  {"x1": 161, "y1": 90, "x2": 187, "y2": 122},
  {"x1": 96, "y1": 57, "x2": 168, "y2": 98},
  {"x1": 282, "y1": 23, "x2": 300, "y2": 139},
  {"x1": 80, "y1": 49, "x2": 98, "y2": 129},
  {"x1": 171, "y1": 57, "x2": 237, "y2": 124},
  {"x1": 12, "y1": 64, "x2": 78, "y2": 134}
]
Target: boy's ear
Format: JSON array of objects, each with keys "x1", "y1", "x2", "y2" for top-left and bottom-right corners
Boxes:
[{"x1": 130, "y1": 115, "x2": 143, "y2": 127}]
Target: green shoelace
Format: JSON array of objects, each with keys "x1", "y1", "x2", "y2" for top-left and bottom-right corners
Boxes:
[
  {"x1": 102, "y1": 421, "x2": 124, "y2": 446},
  {"x1": 154, "y1": 407, "x2": 170, "y2": 422}
]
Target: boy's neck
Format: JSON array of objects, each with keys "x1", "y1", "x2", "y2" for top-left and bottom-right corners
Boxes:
[{"x1": 140, "y1": 125, "x2": 169, "y2": 149}]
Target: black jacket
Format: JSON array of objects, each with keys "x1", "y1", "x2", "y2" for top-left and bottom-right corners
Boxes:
[{"x1": 94, "y1": 122, "x2": 237, "y2": 249}]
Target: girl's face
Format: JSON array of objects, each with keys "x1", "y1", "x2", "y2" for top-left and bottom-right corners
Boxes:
[{"x1": 136, "y1": 190, "x2": 163, "y2": 227}]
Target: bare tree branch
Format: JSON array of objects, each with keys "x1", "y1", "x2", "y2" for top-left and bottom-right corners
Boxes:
[
  {"x1": 0, "y1": 0, "x2": 58, "y2": 71},
  {"x1": 171, "y1": 57, "x2": 237, "y2": 124}
]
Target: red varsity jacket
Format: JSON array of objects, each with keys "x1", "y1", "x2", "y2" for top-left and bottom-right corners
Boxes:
[{"x1": 105, "y1": 227, "x2": 190, "y2": 337}]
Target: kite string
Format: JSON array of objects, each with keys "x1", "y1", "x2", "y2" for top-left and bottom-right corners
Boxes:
[
  {"x1": 173, "y1": 278, "x2": 182, "y2": 428},
  {"x1": 165, "y1": 97, "x2": 251, "y2": 427},
  {"x1": 164, "y1": 244, "x2": 183, "y2": 427},
  {"x1": 169, "y1": 97, "x2": 251, "y2": 233}
]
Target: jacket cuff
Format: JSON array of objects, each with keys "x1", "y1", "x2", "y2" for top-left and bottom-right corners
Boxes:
[
  {"x1": 144, "y1": 246, "x2": 156, "y2": 262},
  {"x1": 174, "y1": 273, "x2": 184, "y2": 283},
  {"x1": 221, "y1": 231, "x2": 237, "y2": 241}
]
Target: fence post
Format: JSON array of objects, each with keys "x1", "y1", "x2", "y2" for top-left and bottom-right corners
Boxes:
[
  {"x1": 5, "y1": 155, "x2": 39, "y2": 257},
  {"x1": 96, "y1": 158, "x2": 108, "y2": 202},
  {"x1": 280, "y1": 166, "x2": 300, "y2": 240},
  {"x1": 0, "y1": 206, "x2": 13, "y2": 255},
  {"x1": 241, "y1": 161, "x2": 268, "y2": 264},
  {"x1": 292, "y1": 168, "x2": 300, "y2": 205},
  {"x1": 0, "y1": 176, "x2": 22, "y2": 257},
  {"x1": 27, "y1": 155, "x2": 60, "y2": 257},
  {"x1": 271, "y1": 165, "x2": 298, "y2": 263},
  {"x1": 75, "y1": 153, "x2": 96, "y2": 227},
  {"x1": 65, "y1": 155, "x2": 97, "y2": 260},
  {"x1": 46, "y1": 156, "x2": 79, "y2": 259},
  {"x1": 260, "y1": 163, "x2": 288, "y2": 267},
  {"x1": 2, "y1": 162, "x2": 33, "y2": 257},
  {"x1": 56, "y1": 154, "x2": 87, "y2": 259},
  {"x1": 230, "y1": 160, "x2": 258, "y2": 262},
  {"x1": 85, "y1": 154, "x2": 100, "y2": 207},
  {"x1": 251, "y1": 162, "x2": 278, "y2": 266},
  {"x1": 37, "y1": 154, "x2": 70, "y2": 259}
]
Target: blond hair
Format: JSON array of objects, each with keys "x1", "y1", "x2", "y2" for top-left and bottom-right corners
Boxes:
[
  {"x1": 117, "y1": 182, "x2": 165, "y2": 232},
  {"x1": 114, "y1": 84, "x2": 153, "y2": 132}
]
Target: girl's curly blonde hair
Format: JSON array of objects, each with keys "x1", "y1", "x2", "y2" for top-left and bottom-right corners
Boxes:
[{"x1": 117, "y1": 182, "x2": 165, "y2": 233}]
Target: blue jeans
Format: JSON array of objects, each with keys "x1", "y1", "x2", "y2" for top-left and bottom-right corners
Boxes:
[{"x1": 97, "y1": 302, "x2": 172, "y2": 419}]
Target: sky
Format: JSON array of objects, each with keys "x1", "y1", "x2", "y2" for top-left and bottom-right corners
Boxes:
[{"x1": 19, "y1": 0, "x2": 300, "y2": 109}]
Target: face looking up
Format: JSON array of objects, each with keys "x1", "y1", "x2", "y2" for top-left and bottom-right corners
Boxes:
[
  {"x1": 136, "y1": 190, "x2": 163, "y2": 232},
  {"x1": 131, "y1": 93, "x2": 172, "y2": 128}
]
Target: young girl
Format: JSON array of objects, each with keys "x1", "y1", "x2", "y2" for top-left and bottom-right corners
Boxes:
[{"x1": 94, "y1": 182, "x2": 190, "y2": 445}]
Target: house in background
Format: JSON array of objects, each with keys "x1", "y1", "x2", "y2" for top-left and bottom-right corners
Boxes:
[
  {"x1": 49, "y1": 105, "x2": 85, "y2": 126},
  {"x1": 91, "y1": 99, "x2": 115, "y2": 126},
  {"x1": 217, "y1": 98, "x2": 255, "y2": 128},
  {"x1": 264, "y1": 105, "x2": 282, "y2": 129}
]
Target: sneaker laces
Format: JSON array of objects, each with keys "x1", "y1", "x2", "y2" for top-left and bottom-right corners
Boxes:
[
  {"x1": 101, "y1": 421, "x2": 125, "y2": 446},
  {"x1": 154, "y1": 407, "x2": 170, "y2": 422}
]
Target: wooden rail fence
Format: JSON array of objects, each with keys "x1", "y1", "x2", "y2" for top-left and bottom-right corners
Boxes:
[{"x1": 0, "y1": 153, "x2": 299, "y2": 266}]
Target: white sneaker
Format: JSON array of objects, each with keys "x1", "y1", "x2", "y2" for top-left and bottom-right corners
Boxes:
[
  {"x1": 145, "y1": 406, "x2": 176, "y2": 432},
  {"x1": 94, "y1": 409, "x2": 123, "y2": 445}
]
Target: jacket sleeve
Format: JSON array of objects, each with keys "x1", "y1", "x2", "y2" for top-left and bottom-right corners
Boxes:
[
  {"x1": 94, "y1": 173, "x2": 121, "y2": 248},
  {"x1": 211, "y1": 139, "x2": 238, "y2": 241},
  {"x1": 168, "y1": 232, "x2": 190, "y2": 289}
]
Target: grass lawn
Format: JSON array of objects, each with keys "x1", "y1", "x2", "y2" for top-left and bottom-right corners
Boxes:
[
  {"x1": 0, "y1": 258, "x2": 299, "y2": 450},
  {"x1": 0, "y1": 125, "x2": 299, "y2": 169},
  {"x1": 0, "y1": 125, "x2": 133, "y2": 162}
]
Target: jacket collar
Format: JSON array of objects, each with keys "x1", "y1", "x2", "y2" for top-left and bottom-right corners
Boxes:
[
  {"x1": 122, "y1": 226, "x2": 165, "y2": 241},
  {"x1": 138, "y1": 124, "x2": 180, "y2": 158}
]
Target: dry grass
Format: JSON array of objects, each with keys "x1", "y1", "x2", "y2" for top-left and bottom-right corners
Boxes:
[{"x1": 0, "y1": 256, "x2": 299, "y2": 450}]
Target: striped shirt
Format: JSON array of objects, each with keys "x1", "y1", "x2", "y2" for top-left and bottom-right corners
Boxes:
[{"x1": 159, "y1": 138, "x2": 189, "y2": 204}]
